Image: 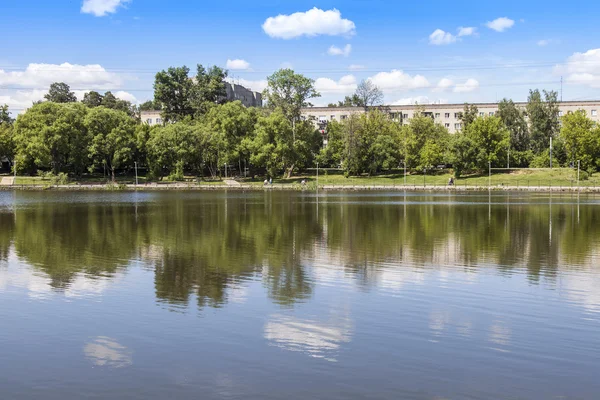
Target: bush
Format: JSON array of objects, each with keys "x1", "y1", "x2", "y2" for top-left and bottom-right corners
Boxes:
[{"x1": 530, "y1": 150, "x2": 559, "y2": 168}]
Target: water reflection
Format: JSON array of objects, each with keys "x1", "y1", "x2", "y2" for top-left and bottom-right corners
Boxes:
[
  {"x1": 83, "y1": 336, "x2": 133, "y2": 368},
  {"x1": 0, "y1": 192, "x2": 599, "y2": 311}
]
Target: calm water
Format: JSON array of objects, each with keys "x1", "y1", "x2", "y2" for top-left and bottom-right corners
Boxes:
[{"x1": 1, "y1": 191, "x2": 599, "y2": 400}]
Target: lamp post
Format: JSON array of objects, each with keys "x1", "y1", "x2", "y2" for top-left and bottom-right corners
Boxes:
[
  {"x1": 577, "y1": 160, "x2": 580, "y2": 191},
  {"x1": 550, "y1": 137, "x2": 553, "y2": 169},
  {"x1": 489, "y1": 161, "x2": 491, "y2": 189},
  {"x1": 134, "y1": 161, "x2": 138, "y2": 186},
  {"x1": 316, "y1": 162, "x2": 319, "y2": 191}
]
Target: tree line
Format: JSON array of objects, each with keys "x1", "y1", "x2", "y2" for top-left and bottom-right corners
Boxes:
[{"x1": 1, "y1": 66, "x2": 600, "y2": 180}]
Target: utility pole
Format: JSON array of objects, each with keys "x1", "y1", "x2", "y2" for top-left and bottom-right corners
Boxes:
[
  {"x1": 577, "y1": 160, "x2": 580, "y2": 191},
  {"x1": 550, "y1": 137, "x2": 553, "y2": 169},
  {"x1": 135, "y1": 162, "x2": 138, "y2": 186},
  {"x1": 489, "y1": 161, "x2": 492, "y2": 188}
]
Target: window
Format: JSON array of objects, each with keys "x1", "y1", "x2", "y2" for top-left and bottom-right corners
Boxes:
[
  {"x1": 403, "y1": 113, "x2": 409, "y2": 119},
  {"x1": 489, "y1": 112, "x2": 495, "y2": 116},
  {"x1": 156, "y1": 118, "x2": 162, "y2": 124},
  {"x1": 341, "y1": 115, "x2": 348, "y2": 120},
  {"x1": 559, "y1": 111, "x2": 563, "y2": 117},
  {"x1": 479, "y1": 112, "x2": 485, "y2": 117},
  {"x1": 435, "y1": 113, "x2": 440, "y2": 118},
  {"x1": 301, "y1": 116, "x2": 306, "y2": 121},
  {"x1": 444, "y1": 123, "x2": 450, "y2": 128},
  {"x1": 318, "y1": 115, "x2": 327, "y2": 122},
  {"x1": 592, "y1": 110, "x2": 598, "y2": 117},
  {"x1": 445, "y1": 113, "x2": 450, "y2": 118},
  {"x1": 454, "y1": 123, "x2": 462, "y2": 130},
  {"x1": 331, "y1": 115, "x2": 335, "y2": 120},
  {"x1": 146, "y1": 118, "x2": 152, "y2": 124}
]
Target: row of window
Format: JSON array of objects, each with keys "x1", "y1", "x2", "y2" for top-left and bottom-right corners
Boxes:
[{"x1": 146, "y1": 118, "x2": 162, "y2": 124}]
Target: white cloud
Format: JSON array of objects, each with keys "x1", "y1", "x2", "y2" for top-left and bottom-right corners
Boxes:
[
  {"x1": 391, "y1": 96, "x2": 447, "y2": 106},
  {"x1": 226, "y1": 78, "x2": 268, "y2": 93},
  {"x1": 226, "y1": 59, "x2": 251, "y2": 70},
  {"x1": 314, "y1": 75, "x2": 357, "y2": 94},
  {"x1": 486, "y1": 17, "x2": 515, "y2": 32},
  {"x1": 81, "y1": 0, "x2": 130, "y2": 17},
  {"x1": 327, "y1": 44, "x2": 352, "y2": 57},
  {"x1": 458, "y1": 27, "x2": 476, "y2": 37},
  {"x1": 114, "y1": 91, "x2": 137, "y2": 103},
  {"x1": 433, "y1": 78, "x2": 454, "y2": 92},
  {"x1": 262, "y1": 8, "x2": 356, "y2": 39},
  {"x1": 537, "y1": 39, "x2": 550, "y2": 46},
  {"x1": 367, "y1": 70, "x2": 430, "y2": 92},
  {"x1": 0, "y1": 63, "x2": 124, "y2": 89},
  {"x1": 348, "y1": 64, "x2": 366, "y2": 71},
  {"x1": 429, "y1": 29, "x2": 457, "y2": 45},
  {"x1": 0, "y1": 90, "x2": 46, "y2": 111},
  {"x1": 556, "y1": 48, "x2": 600, "y2": 88},
  {"x1": 453, "y1": 78, "x2": 480, "y2": 93}
]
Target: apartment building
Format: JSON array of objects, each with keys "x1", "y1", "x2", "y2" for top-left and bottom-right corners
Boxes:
[
  {"x1": 301, "y1": 101, "x2": 600, "y2": 134},
  {"x1": 141, "y1": 82, "x2": 262, "y2": 126}
]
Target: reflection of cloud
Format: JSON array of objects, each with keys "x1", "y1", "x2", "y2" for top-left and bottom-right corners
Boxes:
[
  {"x1": 65, "y1": 274, "x2": 117, "y2": 298},
  {"x1": 488, "y1": 321, "x2": 511, "y2": 347},
  {"x1": 264, "y1": 314, "x2": 352, "y2": 362},
  {"x1": 0, "y1": 255, "x2": 53, "y2": 299},
  {"x1": 84, "y1": 336, "x2": 132, "y2": 368},
  {"x1": 563, "y1": 269, "x2": 600, "y2": 315}
]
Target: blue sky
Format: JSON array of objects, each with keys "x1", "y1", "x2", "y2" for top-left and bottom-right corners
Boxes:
[{"x1": 2, "y1": 0, "x2": 599, "y2": 112}]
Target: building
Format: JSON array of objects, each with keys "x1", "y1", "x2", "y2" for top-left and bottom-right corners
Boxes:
[
  {"x1": 141, "y1": 82, "x2": 262, "y2": 126},
  {"x1": 301, "y1": 101, "x2": 600, "y2": 134}
]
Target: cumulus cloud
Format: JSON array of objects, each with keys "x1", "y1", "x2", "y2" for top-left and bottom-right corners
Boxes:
[
  {"x1": 429, "y1": 29, "x2": 457, "y2": 45},
  {"x1": 314, "y1": 75, "x2": 357, "y2": 94},
  {"x1": 486, "y1": 17, "x2": 515, "y2": 32},
  {"x1": 0, "y1": 63, "x2": 124, "y2": 89},
  {"x1": 81, "y1": 0, "x2": 130, "y2": 17},
  {"x1": 433, "y1": 78, "x2": 454, "y2": 92},
  {"x1": 556, "y1": 48, "x2": 600, "y2": 88},
  {"x1": 262, "y1": 8, "x2": 356, "y2": 39},
  {"x1": 226, "y1": 59, "x2": 251, "y2": 70},
  {"x1": 114, "y1": 91, "x2": 137, "y2": 103},
  {"x1": 327, "y1": 44, "x2": 352, "y2": 57},
  {"x1": 348, "y1": 64, "x2": 366, "y2": 71},
  {"x1": 367, "y1": 70, "x2": 430, "y2": 92},
  {"x1": 458, "y1": 27, "x2": 476, "y2": 37},
  {"x1": 453, "y1": 78, "x2": 480, "y2": 93},
  {"x1": 0, "y1": 90, "x2": 46, "y2": 112}
]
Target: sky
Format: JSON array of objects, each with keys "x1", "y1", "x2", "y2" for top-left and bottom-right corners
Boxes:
[{"x1": 1, "y1": 0, "x2": 600, "y2": 113}]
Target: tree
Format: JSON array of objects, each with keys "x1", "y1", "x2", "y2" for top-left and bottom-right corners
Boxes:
[
  {"x1": 250, "y1": 110, "x2": 321, "y2": 178},
  {"x1": 85, "y1": 107, "x2": 136, "y2": 181},
  {"x1": 402, "y1": 110, "x2": 450, "y2": 170},
  {"x1": 44, "y1": 82, "x2": 77, "y2": 103},
  {"x1": 527, "y1": 89, "x2": 560, "y2": 154},
  {"x1": 0, "y1": 104, "x2": 14, "y2": 125},
  {"x1": 337, "y1": 94, "x2": 361, "y2": 107},
  {"x1": 139, "y1": 100, "x2": 160, "y2": 111},
  {"x1": 497, "y1": 99, "x2": 529, "y2": 153},
  {"x1": 460, "y1": 103, "x2": 479, "y2": 129},
  {"x1": 190, "y1": 64, "x2": 228, "y2": 115},
  {"x1": 0, "y1": 124, "x2": 14, "y2": 168},
  {"x1": 455, "y1": 116, "x2": 509, "y2": 173},
  {"x1": 154, "y1": 66, "x2": 195, "y2": 122},
  {"x1": 82, "y1": 91, "x2": 104, "y2": 108},
  {"x1": 146, "y1": 122, "x2": 201, "y2": 180},
  {"x1": 101, "y1": 91, "x2": 134, "y2": 116},
  {"x1": 560, "y1": 109, "x2": 600, "y2": 172},
  {"x1": 263, "y1": 69, "x2": 320, "y2": 123},
  {"x1": 13, "y1": 102, "x2": 89, "y2": 174},
  {"x1": 354, "y1": 80, "x2": 384, "y2": 108}
]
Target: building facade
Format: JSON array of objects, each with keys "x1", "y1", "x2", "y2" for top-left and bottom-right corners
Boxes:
[
  {"x1": 301, "y1": 101, "x2": 600, "y2": 134},
  {"x1": 141, "y1": 82, "x2": 262, "y2": 126}
]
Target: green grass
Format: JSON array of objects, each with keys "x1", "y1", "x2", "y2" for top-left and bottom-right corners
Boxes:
[{"x1": 5, "y1": 168, "x2": 600, "y2": 188}]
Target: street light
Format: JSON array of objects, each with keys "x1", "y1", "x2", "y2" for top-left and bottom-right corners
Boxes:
[{"x1": 134, "y1": 161, "x2": 138, "y2": 186}]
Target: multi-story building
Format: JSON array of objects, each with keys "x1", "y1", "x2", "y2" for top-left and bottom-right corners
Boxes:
[
  {"x1": 301, "y1": 101, "x2": 600, "y2": 134},
  {"x1": 141, "y1": 82, "x2": 262, "y2": 126}
]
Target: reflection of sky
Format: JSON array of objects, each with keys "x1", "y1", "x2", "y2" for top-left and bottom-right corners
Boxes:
[
  {"x1": 264, "y1": 314, "x2": 352, "y2": 362},
  {"x1": 83, "y1": 336, "x2": 132, "y2": 368}
]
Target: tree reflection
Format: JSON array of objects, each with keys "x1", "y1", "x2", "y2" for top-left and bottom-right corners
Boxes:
[{"x1": 2, "y1": 192, "x2": 600, "y2": 310}]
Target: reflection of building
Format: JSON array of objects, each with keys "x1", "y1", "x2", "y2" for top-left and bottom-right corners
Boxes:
[{"x1": 301, "y1": 101, "x2": 600, "y2": 134}]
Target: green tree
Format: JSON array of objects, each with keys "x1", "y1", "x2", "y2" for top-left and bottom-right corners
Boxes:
[
  {"x1": 154, "y1": 66, "x2": 195, "y2": 122},
  {"x1": 0, "y1": 104, "x2": 14, "y2": 124},
  {"x1": 0, "y1": 124, "x2": 14, "y2": 168},
  {"x1": 85, "y1": 107, "x2": 136, "y2": 181},
  {"x1": 527, "y1": 89, "x2": 560, "y2": 154},
  {"x1": 139, "y1": 100, "x2": 160, "y2": 111},
  {"x1": 146, "y1": 121, "x2": 201, "y2": 180},
  {"x1": 560, "y1": 109, "x2": 600, "y2": 172},
  {"x1": 460, "y1": 103, "x2": 479, "y2": 130},
  {"x1": 44, "y1": 82, "x2": 77, "y2": 103},
  {"x1": 13, "y1": 102, "x2": 89, "y2": 174},
  {"x1": 402, "y1": 110, "x2": 450, "y2": 170},
  {"x1": 464, "y1": 116, "x2": 509, "y2": 172},
  {"x1": 82, "y1": 91, "x2": 104, "y2": 108},
  {"x1": 263, "y1": 69, "x2": 320, "y2": 123},
  {"x1": 497, "y1": 99, "x2": 528, "y2": 152},
  {"x1": 190, "y1": 64, "x2": 228, "y2": 115},
  {"x1": 337, "y1": 94, "x2": 361, "y2": 107}
]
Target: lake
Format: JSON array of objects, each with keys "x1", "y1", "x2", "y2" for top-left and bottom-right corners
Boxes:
[{"x1": 1, "y1": 191, "x2": 599, "y2": 399}]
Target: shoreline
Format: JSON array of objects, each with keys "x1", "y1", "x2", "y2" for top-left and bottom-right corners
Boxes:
[{"x1": 2, "y1": 183, "x2": 600, "y2": 193}]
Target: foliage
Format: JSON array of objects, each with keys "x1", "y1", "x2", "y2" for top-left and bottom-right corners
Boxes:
[
  {"x1": 263, "y1": 69, "x2": 320, "y2": 123},
  {"x1": 190, "y1": 64, "x2": 228, "y2": 115},
  {"x1": 530, "y1": 149, "x2": 559, "y2": 168},
  {"x1": 354, "y1": 80, "x2": 384, "y2": 108},
  {"x1": 85, "y1": 107, "x2": 136, "y2": 181},
  {"x1": 153, "y1": 66, "x2": 195, "y2": 122},
  {"x1": 497, "y1": 99, "x2": 528, "y2": 152},
  {"x1": 460, "y1": 103, "x2": 479, "y2": 129},
  {"x1": 402, "y1": 110, "x2": 450, "y2": 170},
  {"x1": 452, "y1": 116, "x2": 509, "y2": 174},
  {"x1": 44, "y1": 82, "x2": 77, "y2": 103},
  {"x1": 82, "y1": 91, "x2": 104, "y2": 108},
  {"x1": 527, "y1": 89, "x2": 560, "y2": 154},
  {"x1": 1, "y1": 104, "x2": 14, "y2": 125},
  {"x1": 146, "y1": 121, "x2": 201, "y2": 180},
  {"x1": 559, "y1": 109, "x2": 600, "y2": 171}
]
